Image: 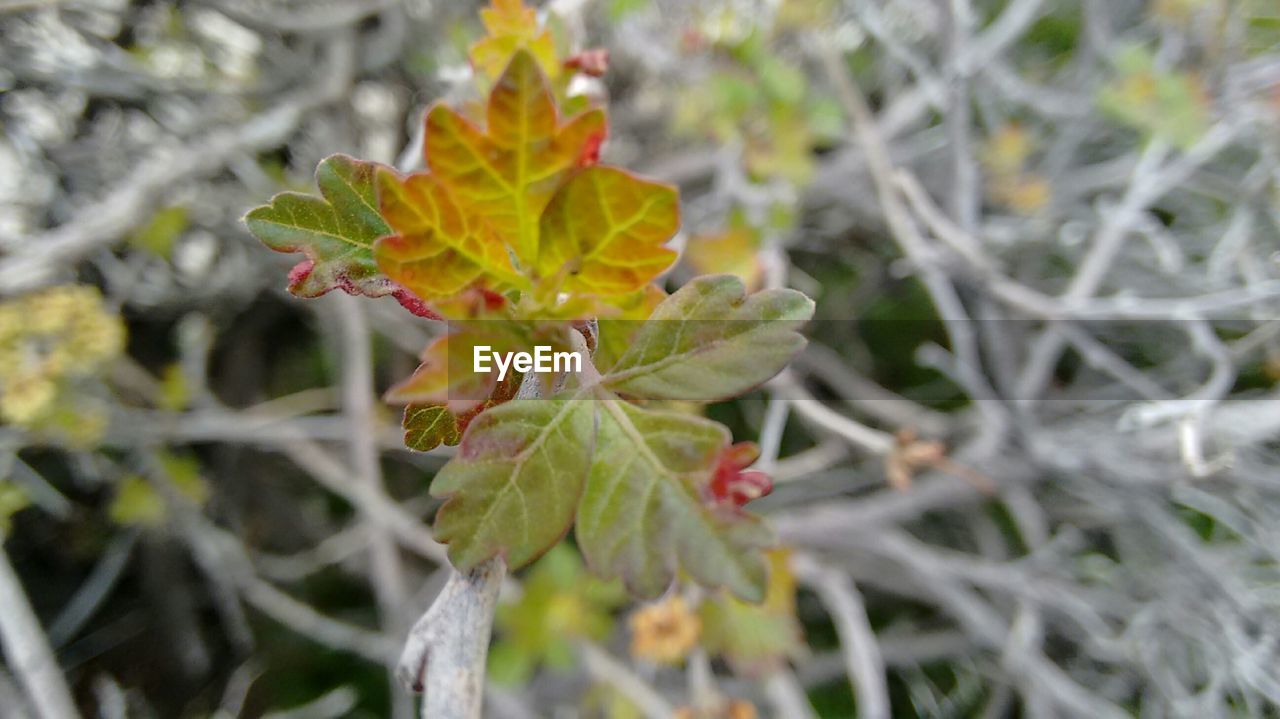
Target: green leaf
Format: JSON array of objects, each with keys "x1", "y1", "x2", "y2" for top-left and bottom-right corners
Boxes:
[
  {"x1": 757, "y1": 56, "x2": 806, "y2": 106},
  {"x1": 603, "y1": 274, "x2": 814, "y2": 401},
  {"x1": 607, "y1": 0, "x2": 649, "y2": 20},
  {"x1": 401, "y1": 372, "x2": 523, "y2": 452},
  {"x1": 431, "y1": 392, "x2": 774, "y2": 600},
  {"x1": 244, "y1": 154, "x2": 397, "y2": 299},
  {"x1": 490, "y1": 544, "x2": 624, "y2": 683},
  {"x1": 487, "y1": 641, "x2": 536, "y2": 685},
  {"x1": 130, "y1": 205, "x2": 189, "y2": 258},
  {"x1": 110, "y1": 476, "x2": 166, "y2": 528},
  {"x1": 158, "y1": 364, "x2": 190, "y2": 411},
  {"x1": 593, "y1": 284, "x2": 667, "y2": 374},
  {"x1": 1097, "y1": 44, "x2": 1211, "y2": 150},
  {"x1": 385, "y1": 332, "x2": 497, "y2": 410},
  {"x1": 1246, "y1": 0, "x2": 1280, "y2": 54},
  {"x1": 403, "y1": 405, "x2": 463, "y2": 452},
  {"x1": 577, "y1": 399, "x2": 772, "y2": 601},
  {"x1": 699, "y1": 549, "x2": 804, "y2": 669},
  {"x1": 160, "y1": 452, "x2": 209, "y2": 506},
  {"x1": 431, "y1": 398, "x2": 596, "y2": 570}
]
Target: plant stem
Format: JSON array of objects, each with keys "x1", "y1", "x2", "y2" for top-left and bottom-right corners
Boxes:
[
  {"x1": 397, "y1": 368, "x2": 548, "y2": 717},
  {"x1": 397, "y1": 557, "x2": 507, "y2": 719}
]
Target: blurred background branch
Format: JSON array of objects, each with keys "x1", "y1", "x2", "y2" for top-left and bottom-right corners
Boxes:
[{"x1": 1, "y1": 0, "x2": 1279, "y2": 716}]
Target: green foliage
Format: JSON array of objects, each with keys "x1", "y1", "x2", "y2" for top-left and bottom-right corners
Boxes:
[
  {"x1": 578, "y1": 398, "x2": 773, "y2": 600},
  {"x1": 431, "y1": 398, "x2": 597, "y2": 570},
  {"x1": 411, "y1": 48, "x2": 607, "y2": 286},
  {"x1": 244, "y1": 155, "x2": 401, "y2": 302},
  {"x1": 607, "y1": 0, "x2": 649, "y2": 21},
  {"x1": 1098, "y1": 44, "x2": 1211, "y2": 149},
  {"x1": 536, "y1": 166, "x2": 679, "y2": 296},
  {"x1": 160, "y1": 452, "x2": 211, "y2": 507},
  {"x1": 684, "y1": 218, "x2": 764, "y2": 291},
  {"x1": 244, "y1": 0, "x2": 814, "y2": 602},
  {"x1": 129, "y1": 205, "x2": 189, "y2": 257},
  {"x1": 0, "y1": 482, "x2": 30, "y2": 537},
  {"x1": 673, "y1": 11, "x2": 841, "y2": 186},
  {"x1": 384, "y1": 323, "x2": 532, "y2": 408},
  {"x1": 109, "y1": 453, "x2": 209, "y2": 528},
  {"x1": 1023, "y1": 12, "x2": 1082, "y2": 64},
  {"x1": 579, "y1": 684, "x2": 644, "y2": 719},
  {"x1": 428, "y1": 379, "x2": 781, "y2": 601},
  {"x1": 402, "y1": 404, "x2": 462, "y2": 452},
  {"x1": 157, "y1": 364, "x2": 191, "y2": 411},
  {"x1": 110, "y1": 476, "x2": 166, "y2": 527},
  {"x1": 1246, "y1": 0, "x2": 1280, "y2": 53},
  {"x1": 489, "y1": 545, "x2": 625, "y2": 684},
  {"x1": 603, "y1": 275, "x2": 813, "y2": 401},
  {"x1": 698, "y1": 550, "x2": 804, "y2": 671},
  {"x1": 431, "y1": 276, "x2": 811, "y2": 601},
  {"x1": 471, "y1": 0, "x2": 560, "y2": 82}
]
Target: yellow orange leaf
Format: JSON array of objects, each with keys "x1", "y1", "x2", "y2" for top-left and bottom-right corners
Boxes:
[
  {"x1": 685, "y1": 226, "x2": 763, "y2": 290},
  {"x1": 471, "y1": 0, "x2": 560, "y2": 81},
  {"x1": 386, "y1": 323, "x2": 529, "y2": 413},
  {"x1": 537, "y1": 166, "x2": 679, "y2": 295},
  {"x1": 374, "y1": 169, "x2": 525, "y2": 300},
  {"x1": 425, "y1": 50, "x2": 606, "y2": 267}
]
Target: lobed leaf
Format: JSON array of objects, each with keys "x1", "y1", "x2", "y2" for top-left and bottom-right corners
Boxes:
[
  {"x1": 537, "y1": 166, "x2": 680, "y2": 295},
  {"x1": 374, "y1": 169, "x2": 525, "y2": 300},
  {"x1": 431, "y1": 398, "x2": 597, "y2": 570},
  {"x1": 385, "y1": 322, "x2": 531, "y2": 411},
  {"x1": 577, "y1": 398, "x2": 772, "y2": 601},
  {"x1": 592, "y1": 284, "x2": 667, "y2": 373},
  {"x1": 403, "y1": 405, "x2": 462, "y2": 452},
  {"x1": 385, "y1": 333, "x2": 495, "y2": 413},
  {"x1": 425, "y1": 51, "x2": 606, "y2": 268},
  {"x1": 604, "y1": 274, "x2": 814, "y2": 401},
  {"x1": 243, "y1": 4, "x2": 812, "y2": 607},
  {"x1": 245, "y1": 155, "x2": 398, "y2": 300},
  {"x1": 402, "y1": 371, "x2": 523, "y2": 452},
  {"x1": 470, "y1": 0, "x2": 560, "y2": 82}
]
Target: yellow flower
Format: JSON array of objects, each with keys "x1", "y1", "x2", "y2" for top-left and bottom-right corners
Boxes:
[
  {"x1": 982, "y1": 124, "x2": 1033, "y2": 177},
  {"x1": 0, "y1": 285, "x2": 125, "y2": 436},
  {"x1": 1, "y1": 373, "x2": 57, "y2": 425},
  {"x1": 991, "y1": 175, "x2": 1052, "y2": 215},
  {"x1": 628, "y1": 596, "x2": 701, "y2": 664},
  {"x1": 0, "y1": 306, "x2": 23, "y2": 344}
]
